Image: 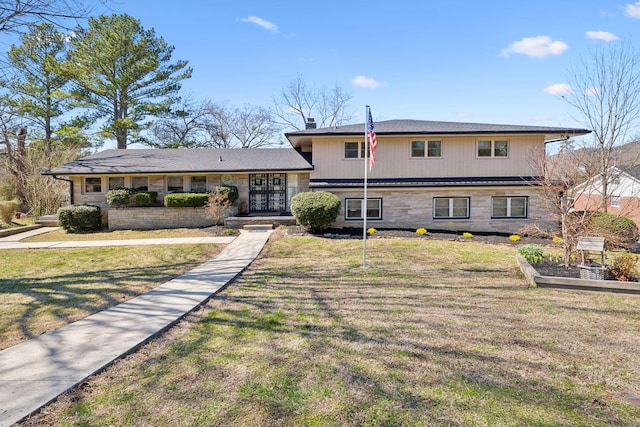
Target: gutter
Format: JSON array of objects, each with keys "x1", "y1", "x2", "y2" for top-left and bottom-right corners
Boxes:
[{"x1": 52, "y1": 175, "x2": 74, "y2": 204}]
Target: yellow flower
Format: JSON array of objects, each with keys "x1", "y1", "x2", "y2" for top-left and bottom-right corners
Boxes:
[
  {"x1": 462, "y1": 232, "x2": 473, "y2": 239},
  {"x1": 416, "y1": 227, "x2": 428, "y2": 235},
  {"x1": 552, "y1": 236, "x2": 563, "y2": 244},
  {"x1": 509, "y1": 235, "x2": 521, "y2": 242},
  {"x1": 367, "y1": 227, "x2": 377, "y2": 235}
]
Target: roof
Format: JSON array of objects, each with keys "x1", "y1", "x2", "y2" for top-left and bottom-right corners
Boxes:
[
  {"x1": 309, "y1": 176, "x2": 540, "y2": 188},
  {"x1": 286, "y1": 119, "x2": 591, "y2": 147},
  {"x1": 44, "y1": 148, "x2": 314, "y2": 175}
]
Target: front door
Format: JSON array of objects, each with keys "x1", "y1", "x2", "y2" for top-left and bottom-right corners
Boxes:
[{"x1": 249, "y1": 173, "x2": 287, "y2": 213}]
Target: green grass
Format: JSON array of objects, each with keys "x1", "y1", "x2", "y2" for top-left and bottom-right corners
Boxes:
[
  {"x1": 19, "y1": 234, "x2": 640, "y2": 426},
  {"x1": 22, "y1": 227, "x2": 227, "y2": 242},
  {"x1": 0, "y1": 244, "x2": 223, "y2": 349}
]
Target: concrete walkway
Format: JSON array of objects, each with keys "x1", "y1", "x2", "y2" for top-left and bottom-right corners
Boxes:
[
  {"x1": 0, "y1": 229, "x2": 273, "y2": 426},
  {"x1": 0, "y1": 227, "x2": 236, "y2": 249}
]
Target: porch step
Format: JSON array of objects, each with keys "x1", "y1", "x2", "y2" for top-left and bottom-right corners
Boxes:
[
  {"x1": 243, "y1": 224, "x2": 274, "y2": 231},
  {"x1": 36, "y1": 215, "x2": 58, "y2": 226}
]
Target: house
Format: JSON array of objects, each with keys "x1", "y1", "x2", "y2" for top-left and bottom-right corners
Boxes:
[
  {"x1": 285, "y1": 119, "x2": 590, "y2": 233},
  {"x1": 573, "y1": 166, "x2": 640, "y2": 228},
  {"x1": 46, "y1": 119, "x2": 591, "y2": 232}
]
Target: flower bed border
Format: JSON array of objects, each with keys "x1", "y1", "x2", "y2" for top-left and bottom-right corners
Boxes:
[{"x1": 516, "y1": 254, "x2": 640, "y2": 295}]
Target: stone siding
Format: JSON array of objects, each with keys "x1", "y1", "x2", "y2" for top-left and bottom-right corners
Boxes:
[
  {"x1": 329, "y1": 187, "x2": 557, "y2": 233},
  {"x1": 108, "y1": 207, "x2": 214, "y2": 230}
]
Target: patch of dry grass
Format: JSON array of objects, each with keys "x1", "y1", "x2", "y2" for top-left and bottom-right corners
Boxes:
[
  {"x1": 20, "y1": 234, "x2": 640, "y2": 426},
  {"x1": 22, "y1": 227, "x2": 229, "y2": 242},
  {"x1": 0, "y1": 244, "x2": 223, "y2": 350}
]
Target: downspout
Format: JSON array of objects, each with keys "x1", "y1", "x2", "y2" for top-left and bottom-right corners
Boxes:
[{"x1": 52, "y1": 175, "x2": 74, "y2": 204}]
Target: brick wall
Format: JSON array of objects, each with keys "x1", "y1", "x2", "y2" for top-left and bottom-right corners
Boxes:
[{"x1": 108, "y1": 207, "x2": 215, "y2": 230}]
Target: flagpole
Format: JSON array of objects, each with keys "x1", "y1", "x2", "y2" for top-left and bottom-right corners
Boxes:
[{"x1": 362, "y1": 105, "x2": 369, "y2": 269}]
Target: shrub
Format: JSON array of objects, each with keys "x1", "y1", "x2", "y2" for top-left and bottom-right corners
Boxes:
[
  {"x1": 416, "y1": 227, "x2": 427, "y2": 235},
  {"x1": 222, "y1": 228, "x2": 239, "y2": 236},
  {"x1": 164, "y1": 193, "x2": 209, "y2": 208},
  {"x1": 290, "y1": 191, "x2": 341, "y2": 232},
  {"x1": 609, "y1": 252, "x2": 639, "y2": 281},
  {"x1": 57, "y1": 204, "x2": 102, "y2": 233},
  {"x1": 215, "y1": 185, "x2": 239, "y2": 205},
  {"x1": 134, "y1": 191, "x2": 157, "y2": 207},
  {"x1": 106, "y1": 188, "x2": 133, "y2": 207},
  {"x1": 517, "y1": 244, "x2": 546, "y2": 264},
  {"x1": 206, "y1": 191, "x2": 232, "y2": 225},
  {"x1": 0, "y1": 199, "x2": 17, "y2": 224},
  {"x1": 589, "y1": 212, "x2": 639, "y2": 249}
]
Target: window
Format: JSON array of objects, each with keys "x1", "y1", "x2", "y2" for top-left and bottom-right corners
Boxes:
[
  {"x1": 477, "y1": 139, "x2": 508, "y2": 157},
  {"x1": 411, "y1": 140, "x2": 442, "y2": 158},
  {"x1": 167, "y1": 176, "x2": 184, "y2": 192},
  {"x1": 611, "y1": 195, "x2": 621, "y2": 208},
  {"x1": 108, "y1": 177, "x2": 125, "y2": 190},
  {"x1": 84, "y1": 177, "x2": 102, "y2": 193},
  {"x1": 492, "y1": 196, "x2": 528, "y2": 218},
  {"x1": 345, "y1": 198, "x2": 382, "y2": 220},
  {"x1": 344, "y1": 141, "x2": 366, "y2": 159},
  {"x1": 433, "y1": 197, "x2": 470, "y2": 219},
  {"x1": 191, "y1": 176, "x2": 207, "y2": 192},
  {"x1": 131, "y1": 176, "x2": 148, "y2": 191}
]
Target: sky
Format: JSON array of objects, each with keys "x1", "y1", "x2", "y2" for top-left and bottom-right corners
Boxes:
[{"x1": 8, "y1": 1, "x2": 640, "y2": 146}]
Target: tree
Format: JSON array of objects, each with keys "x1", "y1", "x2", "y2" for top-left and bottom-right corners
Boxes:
[
  {"x1": 6, "y1": 23, "x2": 71, "y2": 165},
  {"x1": 564, "y1": 42, "x2": 640, "y2": 212},
  {"x1": 0, "y1": 0, "x2": 102, "y2": 34},
  {"x1": 66, "y1": 14, "x2": 192, "y2": 148},
  {"x1": 272, "y1": 75, "x2": 353, "y2": 131},
  {"x1": 147, "y1": 100, "x2": 279, "y2": 148}
]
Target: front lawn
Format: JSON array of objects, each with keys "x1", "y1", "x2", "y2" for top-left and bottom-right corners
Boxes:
[
  {"x1": 0, "y1": 244, "x2": 223, "y2": 350},
  {"x1": 21, "y1": 234, "x2": 640, "y2": 426},
  {"x1": 22, "y1": 227, "x2": 229, "y2": 242}
]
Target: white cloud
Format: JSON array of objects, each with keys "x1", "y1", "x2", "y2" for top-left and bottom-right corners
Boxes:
[
  {"x1": 585, "y1": 87, "x2": 599, "y2": 96},
  {"x1": 544, "y1": 83, "x2": 573, "y2": 95},
  {"x1": 241, "y1": 16, "x2": 279, "y2": 33},
  {"x1": 351, "y1": 75, "x2": 386, "y2": 88},
  {"x1": 500, "y1": 36, "x2": 568, "y2": 58},
  {"x1": 586, "y1": 30, "x2": 619, "y2": 41},
  {"x1": 626, "y1": 2, "x2": 640, "y2": 18}
]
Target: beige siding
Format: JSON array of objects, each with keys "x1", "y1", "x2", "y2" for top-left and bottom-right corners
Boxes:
[
  {"x1": 328, "y1": 186, "x2": 555, "y2": 233},
  {"x1": 311, "y1": 135, "x2": 541, "y2": 179}
]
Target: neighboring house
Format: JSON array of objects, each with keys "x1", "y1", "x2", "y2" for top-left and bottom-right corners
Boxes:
[
  {"x1": 46, "y1": 119, "x2": 591, "y2": 232},
  {"x1": 573, "y1": 166, "x2": 640, "y2": 228},
  {"x1": 286, "y1": 119, "x2": 590, "y2": 233},
  {"x1": 44, "y1": 148, "x2": 314, "y2": 224}
]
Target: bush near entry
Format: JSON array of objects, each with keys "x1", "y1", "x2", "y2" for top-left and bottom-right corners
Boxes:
[
  {"x1": 164, "y1": 193, "x2": 209, "y2": 208},
  {"x1": 57, "y1": 205, "x2": 102, "y2": 233},
  {"x1": 291, "y1": 191, "x2": 341, "y2": 232},
  {"x1": 590, "y1": 212, "x2": 639, "y2": 249}
]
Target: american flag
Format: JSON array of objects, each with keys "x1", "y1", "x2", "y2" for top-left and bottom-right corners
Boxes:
[{"x1": 368, "y1": 109, "x2": 377, "y2": 171}]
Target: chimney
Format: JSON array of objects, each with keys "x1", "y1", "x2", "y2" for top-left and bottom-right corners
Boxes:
[{"x1": 305, "y1": 118, "x2": 316, "y2": 129}]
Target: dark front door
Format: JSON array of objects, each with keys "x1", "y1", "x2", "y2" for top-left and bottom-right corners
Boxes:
[{"x1": 249, "y1": 173, "x2": 287, "y2": 213}]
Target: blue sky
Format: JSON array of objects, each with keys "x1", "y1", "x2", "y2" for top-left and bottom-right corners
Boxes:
[{"x1": 104, "y1": 0, "x2": 640, "y2": 130}]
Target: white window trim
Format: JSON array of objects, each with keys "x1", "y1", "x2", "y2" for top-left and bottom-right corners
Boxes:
[
  {"x1": 410, "y1": 140, "x2": 442, "y2": 158},
  {"x1": 610, "y1": 195, "x2": 621, "y2": 208},
  {"x1": 83, "y1": 176, "x2": 103, "y2": 194},
  {"x1": 433, "y1": 197, "x2": 470, "y2": 219},
  {"x1": 491, "y1": 196, "x2": 528, "y2": 218},
  {"x1": 166, "y1": 176, "x2": 185, "y2": 192},
  {"x1": 344, "y1": 141, "x2": 367, "y2": 159},
  {"x1": 345, "y1": 198, "x2": 382, "y2": 220},
  {"x1": 477, "y1": 139, "x2": 509, "y2": 158}
]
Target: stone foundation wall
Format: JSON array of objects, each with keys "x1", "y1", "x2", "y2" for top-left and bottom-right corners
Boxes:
[{"x1": 108, "y1": 207, "x2": 215, "y2": 230}]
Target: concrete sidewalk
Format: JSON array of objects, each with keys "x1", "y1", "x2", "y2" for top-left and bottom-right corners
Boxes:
[
  {"x1": 0, "y1": 229, "x2": 273, "y2": 427},
  {"x1": 0, "y1": 227, "x2": 236, "y2": 249}
]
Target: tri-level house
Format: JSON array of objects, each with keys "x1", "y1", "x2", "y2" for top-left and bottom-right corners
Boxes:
[
  {"x1": 286, "y1": 119, "x2": 590, "y2": 233},
  {"x1": 45, "y1": 118, "x2": 590, "y2": 232}
]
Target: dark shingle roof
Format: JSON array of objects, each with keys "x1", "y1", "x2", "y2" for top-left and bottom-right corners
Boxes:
[
  {"x1": 286, "y1": 119, "x2": 590, "y2": 146},
  {"x1": 45, "y1": 148, "x2": 313, "y2": 175}
]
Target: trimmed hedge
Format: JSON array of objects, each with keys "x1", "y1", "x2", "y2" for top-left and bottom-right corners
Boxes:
[
  {"x1": 134, "y1": 191, "x2": 158, "y2": 207},
  {"x1": 291, "y1": 191, "x2": 341, "y2": 232},
  {"x1": 106, "y1": 188, "x2": 133, "y2": 207},
  {"x1": 164, "y1": 193, "x2": 209, "y2": 208},
  {"x1": 215, "y1": 185, "x2": 239, "y2": 204},
  {"x1": 57, "y1": 204, "x2": 102, "y2": 233}
]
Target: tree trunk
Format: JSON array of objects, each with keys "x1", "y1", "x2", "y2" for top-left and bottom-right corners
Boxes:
[{"x1": 14, "y1": 127, "x2": 28, "y2": 212}]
